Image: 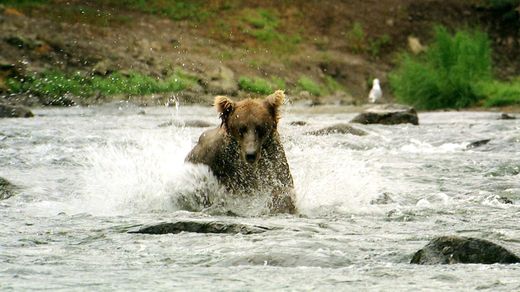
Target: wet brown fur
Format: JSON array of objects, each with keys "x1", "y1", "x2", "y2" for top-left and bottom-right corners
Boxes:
[{"x1": 186, "y1": 90, "x2": 296, "y2": 214}]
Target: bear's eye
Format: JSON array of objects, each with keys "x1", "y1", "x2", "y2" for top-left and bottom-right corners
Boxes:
[
  {"x1": 256, "y1": 126, "x2": 266, "y2": 137},
  {"x1": 238, "y1": 126, "x2": 247, "y2": 136}
]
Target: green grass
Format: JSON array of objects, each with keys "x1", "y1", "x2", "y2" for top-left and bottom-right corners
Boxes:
[
  {"x1": 345, "y1": 22, "x2": 366, "y2": 54},
  {"x1": 238, "y1": 76, "x2": 273, "y2": 95},
  {"x1": 238, "y1": 76, "x2": 286, "y2": 94},
  {"x1": 297, "y1": 77, "x2": 324, "y2": 96},
  {"x1": 109, "y1": 0, "x2": 210, "y2": 22},
  {"x1": 240, "y1": 8, "x2": 301, "y2": 54},
  {"x1": 7, "y1": 70, "x2": 195, "y2": 104},
  {"x1": 345, "y1": 22, "x2": 391, "y2": 57},
  {"x1": 475, "y1": 79, "x2": 520, "y2": 107},
  {"x1": 389, "y1": 26, "x2": 492, "y2": 109}
]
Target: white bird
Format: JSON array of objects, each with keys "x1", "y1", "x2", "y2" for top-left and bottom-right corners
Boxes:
[{"x1": 368, "y1": 78, "x2": 382, "y2": 103}]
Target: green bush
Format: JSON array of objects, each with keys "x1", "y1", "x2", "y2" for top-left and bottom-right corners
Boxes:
[
  {"x1": 389, "y1": 26, "x2": 492, "y2": 109},
  {"x1": 7, "y1": 70, "x2": 194, "y2": 100},
  {"x1": 238, "y1": 76, "x2": 273, "y2": 94},
  {"x1": 475, "y1": 80, "x2": 520, "y2": 107}
]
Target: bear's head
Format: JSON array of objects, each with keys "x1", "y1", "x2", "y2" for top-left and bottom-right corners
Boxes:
[{"x1": 215, "y1": 90, "x2": 285, "y2": 164}]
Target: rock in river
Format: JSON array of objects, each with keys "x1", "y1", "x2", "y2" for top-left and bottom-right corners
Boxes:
[
  {"x1": 411, "y1": 236, "x2": 520, "y2": 264},
  {"x1": 351, "y1": 104, "x2": 418, "y2": 125},
  {"x1": 0, "y1": 177, "x2": 17, "y2": 200},
  {"x1": 128, "y1": 220, "x2": 272, "y2": 235},
  {"x1": 0, "y1": 103, "x2": 33, "y2": 118},
  {"x1": 306, "y1": 123, "x2": 367, "y2": 136}
]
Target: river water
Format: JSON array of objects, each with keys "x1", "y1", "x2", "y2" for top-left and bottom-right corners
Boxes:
[{"x1": 1, "y1": 103, "x2": 520, "y2": 291}]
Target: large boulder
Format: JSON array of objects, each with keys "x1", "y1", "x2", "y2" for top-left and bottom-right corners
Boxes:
[
  {"x1": 0, "y1": 103, "x2": 33, "y2": 118},
  {"x1": 0, "y1": 177, "x2": 17, "y2": 200},
  {"x1": 203, "y1": 65, "x2": 238, "y2": 95},
  {"x1": 306, "y1": 123, "x2": 367, "y2": 136},
  {"x1": 351, "y1": 104, "x2": 419, "y2": 125},
  {"x1": 128, "y1": 221, "x2": 271, "y2": 235},
  {"x1": 411, "y1": 236, "x2": 520, "y2": 264}
]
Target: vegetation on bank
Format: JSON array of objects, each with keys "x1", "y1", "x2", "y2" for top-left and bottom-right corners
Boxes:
[
  {"x1": 390, "y1": 26, "x2": 520, "y2": 109},
  {"x1": 6, "y1": 70, "x2": 196, "y2": 104},
  {"x1": 475, "y1": 79, "x2": 520, "y2": 107}
]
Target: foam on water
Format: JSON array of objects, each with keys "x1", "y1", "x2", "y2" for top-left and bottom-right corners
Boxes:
[
  {"x1": 54, "y1": 123, "x2": 387, "y2": 217},
  {"x1": 69, "y1": 128, "x2": 217, "y2": 216}
]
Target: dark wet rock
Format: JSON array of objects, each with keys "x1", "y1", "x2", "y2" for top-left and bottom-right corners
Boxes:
[
  {"x1": 411, "y1": 236, "x2": 520, "y2": 265},
  {"x1": 499, "y1": 113, "x2": 516, "y2": 120},
  {"x1": 306, "y1": 123, "x2": 367, "y2": 136},
  {"x1": 290, "y1": 121, "x2": 307, "y2": 126},
  {"x1": 466, "y1": 139, "x2": 491, "y2": 149},
  {"x1": 370, "y1": 192, "x2": 395, "y2": 205},
  {"x1": 351, "y1": 104, "x2": 419, "y2": 125},
  {"x1": 0, "y1": 177, "x2": 17, "y2": 200},
  {"x1": 128, "y1": 220, "x2": 272, "y2": 235},
  {"x1": 0, "y1": 103, "x2": 33, "y2": 118},
  {"x1": 39, "y1": 94, "x2": 76, "y2": 107},
  {"x1": 497, "y1": 196, "x2": 514, "y2": 204},
  {"x1": 137, "y1": 110, "x2": 146, "y2": 115},
  {"x1": 158, "y1": 119, "x2": 213, "y2": 128}
]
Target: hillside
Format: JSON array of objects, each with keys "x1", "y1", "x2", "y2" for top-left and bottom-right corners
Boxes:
[{"x1": 0, "y1": 0, "x2": 519, "y2": 106}]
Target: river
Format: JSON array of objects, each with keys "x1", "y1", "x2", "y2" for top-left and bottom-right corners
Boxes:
[{"x1": 1, "y1": 103, "x2": 519, "y2": 290}]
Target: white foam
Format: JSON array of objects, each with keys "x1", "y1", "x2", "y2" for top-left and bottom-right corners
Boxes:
[{"x1": 69, "y1": 128, "x2": 221, "y2": 216}]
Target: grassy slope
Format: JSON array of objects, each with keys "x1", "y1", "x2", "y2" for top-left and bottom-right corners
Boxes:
[{"x1": 0, "y1": 0, "x2": 519, "y2": 108}]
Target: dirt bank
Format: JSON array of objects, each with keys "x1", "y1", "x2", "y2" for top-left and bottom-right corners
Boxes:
[{"x1": 0, "y1": 0, "x2": 518, "y2": 106}]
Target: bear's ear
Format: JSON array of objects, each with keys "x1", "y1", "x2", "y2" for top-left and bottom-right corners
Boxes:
[
  {"x1": 264, "y1": 90, "x2": 285, "y2": 126},
  {"x1": 214, "y1": 95, "x2": 234, "y2": 128}
]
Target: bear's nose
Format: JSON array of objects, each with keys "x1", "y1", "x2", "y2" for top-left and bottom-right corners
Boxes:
[{"x1": 245, "y1": 153, "x2": 256, "y2": 163}]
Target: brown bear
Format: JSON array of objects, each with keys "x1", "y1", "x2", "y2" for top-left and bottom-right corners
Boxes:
[{"x1": 185, "y1": 90, "x2": 296, "y2": 214}]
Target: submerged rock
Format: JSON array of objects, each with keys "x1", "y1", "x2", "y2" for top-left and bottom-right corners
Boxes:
[
  {"x1": 0, "y1": 103, "x2": 33, "y2": 118},
  {"x1": 411, "y1": 236, "x2": 520, "y2": 264},
  {"x1": 128, "y1": 221, "x2": 272, "y2": 235},
  {"x1": 0, "y1": 177, "x2": 17, "y2": 200},
  {"x1": 306, "y1": 123, "x2": 367, "y2": 136},
  {"x1": 289, "y1": 121, "x2": 307, "y2": 126},
  {"x1": 351, "y1": 104, "x2": 419, "y2": 125},
  {"x1": 158, "y1": 119, "x2": 213, "y2": 128},
  {"x1": 370, "y1": 192, "x2": 395, "y2": 205},
  {"x1": 466, "y1": 139, "x2": 491, "y2": 149}
]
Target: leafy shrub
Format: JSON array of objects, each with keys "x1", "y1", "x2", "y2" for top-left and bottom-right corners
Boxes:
[{"x1": 389, "y1": 26, "x2": 492, "y2": 109}]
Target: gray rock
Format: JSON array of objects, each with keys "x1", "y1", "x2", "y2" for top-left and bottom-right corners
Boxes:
[
  {"x1": 411, "y1": 236, "x2": 520, "y2": 264},
  {"x1": 290, "y1": 121, "x2": 307, "y2": 126},
  {"x1": 499, "y1": 113, "x2": 516, "y2": 120},
  {"x1": 351, "y1": 104, "x2": 419, "y2": 125},
  {"x1": 0, "y1": 177, "x2": 17, "y2": 200},
  {"x1": 0, "y1": 103, "x2": 33, "y2": 118},
  {"x1": 466, "y1": 139, "x2": 491, "y2": 149},
  {"x1": 306, "y1": 123, "x2": 367, "y2": 136},
  {"x1": 370, "y1": 192, "x2": 395, "y2": 205},
  {"x1": 128, "y1": 221, "x2": 272, "y2": 235},
  {"x1": 204, "y1": 65, "x2": 237, "y2": 95}
]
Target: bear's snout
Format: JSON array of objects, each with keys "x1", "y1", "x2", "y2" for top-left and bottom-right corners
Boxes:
[{"x1": 245, "y1": 152, "x2": 257, "y2": 164}]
